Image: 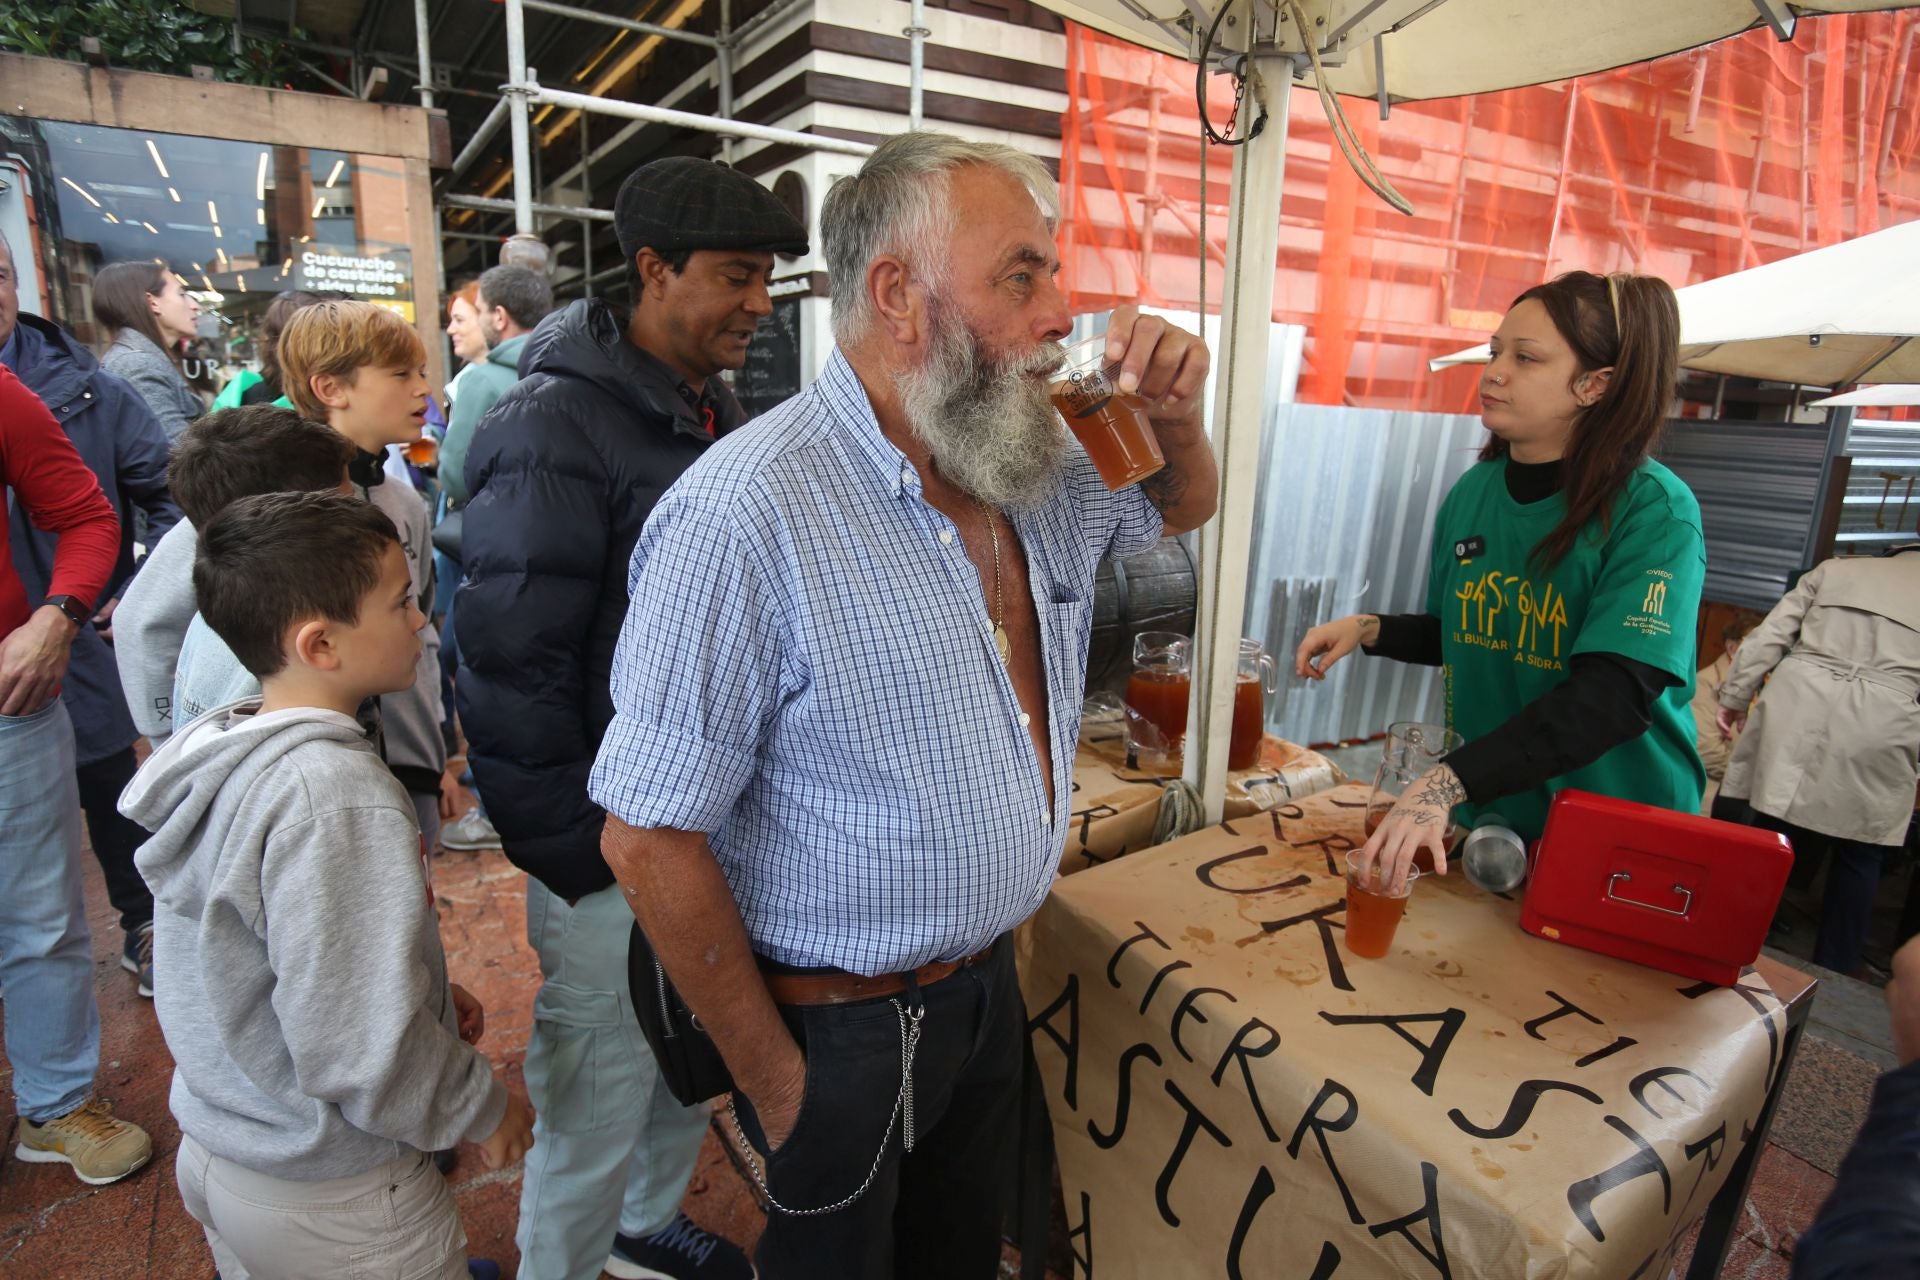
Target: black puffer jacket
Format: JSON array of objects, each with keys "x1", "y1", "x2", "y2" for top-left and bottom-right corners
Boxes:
[
  {"x1": 1791, "y1": 1058, "x2": 1920, "y2": 1278},
  {"x1": 456, "y1": 299, "x2": 738, "y2": 900}
]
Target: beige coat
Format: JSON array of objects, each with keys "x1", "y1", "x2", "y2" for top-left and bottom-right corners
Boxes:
[
  {"x1": 1690, "y1": 651, "x2": 1741, "y2": 778},
  {"x1": 1719, "y1": 549, "x2": 1920, "y2": 846}
]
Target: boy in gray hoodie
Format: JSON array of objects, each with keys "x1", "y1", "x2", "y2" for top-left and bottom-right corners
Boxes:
[
  {"x1": 120, "y1": 491, "x2": 533, "y2": 1279},
  {"x1": 113, "y1": 404, "x2": 355, "y2": 747}
]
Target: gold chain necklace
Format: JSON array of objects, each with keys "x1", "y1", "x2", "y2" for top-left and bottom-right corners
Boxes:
[{"x1": 972, "y1": 497, "x2": 1012, "y2": 668}]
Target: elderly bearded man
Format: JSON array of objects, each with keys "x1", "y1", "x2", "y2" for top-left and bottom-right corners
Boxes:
[{"x1": 588, "y1": 132, "x2": 1219, "y2": 1278}]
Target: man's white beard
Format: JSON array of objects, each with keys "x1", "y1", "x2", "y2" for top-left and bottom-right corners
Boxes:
[{"x1": 896, "y1": 303, "x2": 1069, "y2": 511}]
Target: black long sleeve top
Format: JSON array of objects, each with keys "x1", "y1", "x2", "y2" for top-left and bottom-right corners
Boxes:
[{"x1": 1361, "y1": 458, "x2": 1677, "y2": 806}]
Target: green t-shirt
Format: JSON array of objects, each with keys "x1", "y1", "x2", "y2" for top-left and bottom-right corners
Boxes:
[
  {"x1": 211, "y1": 368, "x2": 262, "y2": 411},
  {"x1": 1424, "y1": 458, "x2": 1707, "y2": 839}
]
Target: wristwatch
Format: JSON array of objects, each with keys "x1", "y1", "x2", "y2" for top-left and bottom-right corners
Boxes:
[{"x1": 44, "y1": 594, "x2": 92, "y2": 627}]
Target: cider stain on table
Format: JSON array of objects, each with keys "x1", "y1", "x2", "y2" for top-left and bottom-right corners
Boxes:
[{"x1": 1471, "y1": 1148, "x2": 1509, "y2": 1180}]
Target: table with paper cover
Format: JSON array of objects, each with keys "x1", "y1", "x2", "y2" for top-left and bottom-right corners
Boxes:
[
  {"x1": 1062, "y1": 719, "x2": 1343, "y2": 877},
  {"x1": 1018, "y1": 783, "x2": 1816, "y2": 1279}
]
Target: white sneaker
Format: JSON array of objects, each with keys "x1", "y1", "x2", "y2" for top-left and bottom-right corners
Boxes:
[{"x1": 441, "y1": 807, "x2": 503, "y2": 851}]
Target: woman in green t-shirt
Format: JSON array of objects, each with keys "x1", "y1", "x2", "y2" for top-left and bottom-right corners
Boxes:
[{"x1": 1295, "y1": 271, "x2": 1707, "y2": 891}]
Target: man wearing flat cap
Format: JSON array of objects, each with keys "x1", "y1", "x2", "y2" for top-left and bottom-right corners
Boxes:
[{"x1": 456, "y1": 156, "x2": 804, "y2": 1280}]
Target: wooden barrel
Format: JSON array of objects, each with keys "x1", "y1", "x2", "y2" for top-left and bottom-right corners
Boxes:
[{"x1": 1086, "y1": 536, "x2": 1198, "y2": 697}]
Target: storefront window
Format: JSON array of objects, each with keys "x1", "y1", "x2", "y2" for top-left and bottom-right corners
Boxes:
[{"x1": 0, "y1": 116, "x2": 416, "y2": 395}]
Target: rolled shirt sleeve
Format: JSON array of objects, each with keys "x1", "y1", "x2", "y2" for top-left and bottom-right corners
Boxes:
[{"x1": 589, "y1": 490, "x2": 787, "y2": 836}]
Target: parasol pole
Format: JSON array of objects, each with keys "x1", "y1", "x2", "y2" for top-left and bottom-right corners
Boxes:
[{"x1": 1187, "y1": 54, "x2": 1292, "y2": 821}]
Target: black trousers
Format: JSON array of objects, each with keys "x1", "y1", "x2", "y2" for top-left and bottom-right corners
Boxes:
[
  {"x1": 732, "y1": 936, "x2": 1022, "y2": 1280},
  {"x1": 1750, "y1": 811, "x2": 1893, "y2": 974},
  {"x1": 74, "y1": 745, "x2": 154, "y2": 934}
]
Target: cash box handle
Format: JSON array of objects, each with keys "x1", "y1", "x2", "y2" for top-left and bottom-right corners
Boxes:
[{"x1": 1606, "y1": 871, "x2": 1693, "y2": 918}]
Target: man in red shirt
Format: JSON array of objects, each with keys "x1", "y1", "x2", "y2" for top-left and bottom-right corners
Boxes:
[{"x1": 0, "y1": 362, "x2": 153, "y2": 1185}]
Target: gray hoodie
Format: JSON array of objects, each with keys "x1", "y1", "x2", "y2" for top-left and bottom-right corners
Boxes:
[
  {"x1": 122, "y1": 701, "x2": 505, "y2": 1180},
  {"x1": 359, "y1": 469, "x2": 447, "y2": 788},
  {"x1": 122, "y1": 478, "x2": 447, "y2": 788},
  {"x1": 112, "y1": 519, "x2": 199, "y2": 744}
]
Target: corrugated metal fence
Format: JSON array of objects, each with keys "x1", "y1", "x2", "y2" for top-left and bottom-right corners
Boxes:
[
  {"x1": 1242, "y1": 404, "x2": 1486, "y2": 747},
  {"x1": 1837, "y1": 415, "x2": 1920, "y2": 556},
  {"x1": 1653, "y1": 417, "x2": 1835, "y2": 611},
  {"x1": 1240, "y1": 408, "x2": 1917, "y2": 747}
]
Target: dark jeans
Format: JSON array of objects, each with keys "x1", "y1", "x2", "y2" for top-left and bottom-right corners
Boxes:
[
  {"x1": 437, "y1": 597, "x2": 459, "y2": 741},
  {"x1": 73, "y1": 745, "x2": 154, "y2": 934},
  {"x1": 733, "y1": 936, "x2": 1022, "y2": 1280},
  {"x1": 1751, "y1": 812, "x2": 1893, "y2": 974}
]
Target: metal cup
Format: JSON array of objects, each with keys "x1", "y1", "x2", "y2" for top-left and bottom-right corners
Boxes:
[{"x1": 1461, "y1": 819, "x2": 1529, "y2": 893}]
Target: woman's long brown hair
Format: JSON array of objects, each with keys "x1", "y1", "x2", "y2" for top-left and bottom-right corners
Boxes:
[
  {"x1": 92, "y1": 260, "x2": 181, "y2": 371},
  {"x1": 1478, "y1": 270, "x2": 1681, "y2": 570}
]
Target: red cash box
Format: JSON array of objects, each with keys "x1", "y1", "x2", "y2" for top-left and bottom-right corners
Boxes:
[{"x1": 1520, "y1": 790, "x2": 1794, "y2": 986}]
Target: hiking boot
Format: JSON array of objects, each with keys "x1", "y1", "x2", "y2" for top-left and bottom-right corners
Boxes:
[
  {"x1": 121, "y1": 920, "x2": 154, "y2": 998},
  {"x1": 607, "y1": 1213, "x2": 753, "y2": 1280},
  {"x1": 441, "y1": 807, "x2": 502, "y2": 851},
  {"x1": 15, "y1": 1098, "x2": 153, "y2": 1185}
]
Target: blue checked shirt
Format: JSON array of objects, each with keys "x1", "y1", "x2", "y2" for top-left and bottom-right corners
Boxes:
[{"x1": 589, "y1": 350, "x2": 1164, "y2": 975}]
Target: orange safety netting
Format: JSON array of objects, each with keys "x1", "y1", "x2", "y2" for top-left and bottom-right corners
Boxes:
[{"x1": 1058, "y1": 12, "x2": 1920, "y2": 413}]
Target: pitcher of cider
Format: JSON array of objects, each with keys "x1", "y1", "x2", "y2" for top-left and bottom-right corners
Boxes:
[
  {"x1": 1125, "y1": 631, "x2": 1191, "y2": 760},
  {"x1": 1228, "y1": 638, "x2": 1278, "y2": 770}
]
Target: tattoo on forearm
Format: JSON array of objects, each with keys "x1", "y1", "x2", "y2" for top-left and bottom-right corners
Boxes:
[
  {"x1": 1411, "y1": 769, "x2": 1466, "y2": 810},
  {"x1": 1141, "y1": 464, "x2": 1190, "y2": 514}
]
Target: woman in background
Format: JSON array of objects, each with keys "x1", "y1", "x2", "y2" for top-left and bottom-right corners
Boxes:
[
  {"x1": 443, "y1": 282, "x2": 489, "y2": 414},
  {"x1": 94, "y1": 260, "x2": 203, "y2": 440}
]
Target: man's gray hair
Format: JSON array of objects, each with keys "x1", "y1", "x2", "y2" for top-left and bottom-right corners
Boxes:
[{"x1": 822, "y1": 132, "x2": 1057, "y2": 344}]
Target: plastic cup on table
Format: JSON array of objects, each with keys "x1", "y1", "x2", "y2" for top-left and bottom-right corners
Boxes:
[{"x1": 1344, "y1": 849, "x2": 1420, "y2": 959}]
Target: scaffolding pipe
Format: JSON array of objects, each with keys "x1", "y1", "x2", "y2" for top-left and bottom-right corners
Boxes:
[
  {"x1": 519, "y1": 80, "x2": 877, "y2": 156},
  {"x1": 521, "y1": 0, "x2": 719, "y2": 46},
  {"x1": 413, "y1": 0, "x2": 436, "y2": 108},
  {"x1": 726, "y1": 0, "x2": 809, "y2": 55},
  {"x1": 718, "y1": 0, "x2": 735, "y2": 165},
  {"x1": 443, "y1": 192, "x2": 616, "y2": 222},
  {"x1": 518, "y1": 0, "x2": 721, "y2": 45},
  {"x1": 448, "y1": 99, "x2": 510, "y2": 187},
  {"x1": 504, "y1": 0, "x2": 535, "y2": 235},
  {"x1": 579, "y1": 109, "x2": 594, "y2": 297},
  {"x1": 907, "y1": 0, "x2": 928, "y2": 128}
]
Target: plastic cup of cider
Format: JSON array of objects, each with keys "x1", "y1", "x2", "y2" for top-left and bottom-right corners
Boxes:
[
  {"x1": 1051, "y1": 336, "x2": 1166, "y2": 491},
  {"x1": 1343, "y1": 850, "x2": 1419, "y2": 959},
  {"x1": 404, "y1": 434, "x2": 440, "y2": 468}
]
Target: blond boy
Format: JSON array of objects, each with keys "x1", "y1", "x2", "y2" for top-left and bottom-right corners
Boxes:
[{"x1": 280, "y1": 301, "x2": 455, "y2": 847}]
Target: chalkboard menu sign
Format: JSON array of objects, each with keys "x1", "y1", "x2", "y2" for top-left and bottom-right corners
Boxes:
[{"x1": 735, "y1": 295, "x2": 803, "y2": 418}]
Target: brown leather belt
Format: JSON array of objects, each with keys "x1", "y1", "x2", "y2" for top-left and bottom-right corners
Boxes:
[{"x1": 761, "y1": 946, "x2": 995, "y2": 1008}]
